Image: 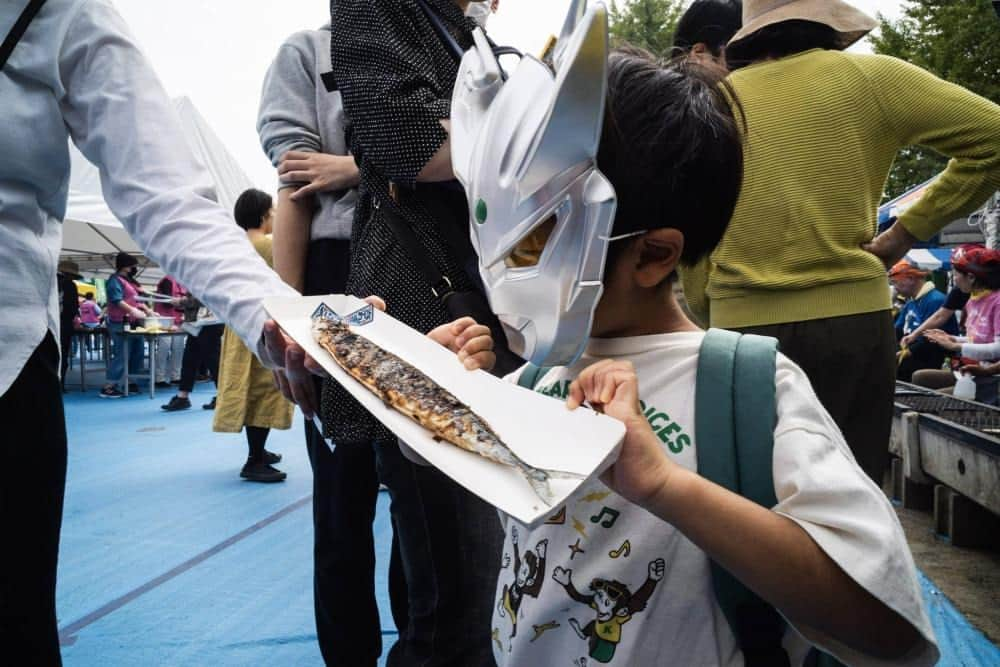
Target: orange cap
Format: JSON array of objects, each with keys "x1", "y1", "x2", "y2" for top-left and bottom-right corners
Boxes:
[{"x1": 889, "y1": 260, "x2": 928, "y2": 279}]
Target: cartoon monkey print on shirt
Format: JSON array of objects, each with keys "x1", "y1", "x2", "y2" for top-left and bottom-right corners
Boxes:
[
  {"x1": 498, "y1": 526, "x2": 548, "y2": 640},
  {"x1": 552, "y1": 559, "x2": 666, "y2": 663}
]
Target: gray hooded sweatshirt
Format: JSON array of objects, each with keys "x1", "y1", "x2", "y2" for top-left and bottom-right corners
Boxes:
[{"x1": 257, "y1": 25, "x2": 356, "y2": 241}]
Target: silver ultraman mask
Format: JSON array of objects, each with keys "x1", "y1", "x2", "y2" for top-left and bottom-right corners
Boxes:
[{"x1": 452, "y1": 0, "x2": 616, "y2": 367}]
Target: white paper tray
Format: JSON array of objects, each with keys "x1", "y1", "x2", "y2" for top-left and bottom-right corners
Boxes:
[{"x1": 264, "y1": 294, "x2": 624, "y2": 525}]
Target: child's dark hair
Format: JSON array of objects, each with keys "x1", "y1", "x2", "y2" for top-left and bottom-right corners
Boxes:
[
  {"x1": 973, "y1": 272, "x2": 1000, "y2": 291},
  {"x1": 597, "y1": 47, "x2": 744, "y2": 275},
  {"x1": 726, "y1": 20, "x2": 839, "y2": 69},
  {"x1": 233, "y1": 188, "x2": 273, "y2": 230},
  {"x1": 672, "y1": 0, "x2": 742, "y2": 57}
]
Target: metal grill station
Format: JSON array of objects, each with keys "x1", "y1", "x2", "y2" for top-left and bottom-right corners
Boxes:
[{"x1": 891, "y1": 382, "x2": 1000, "y2": 547}]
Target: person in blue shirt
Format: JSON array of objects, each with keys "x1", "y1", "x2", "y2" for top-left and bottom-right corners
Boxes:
[{"x1": 891, "y1": 260, "x2": 958, "y2": 381}]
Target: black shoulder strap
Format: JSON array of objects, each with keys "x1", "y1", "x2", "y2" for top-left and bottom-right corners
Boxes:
[
  {"x1": 0, "y1": 0, "x2": 46, "y2": 71},
  {"x1": 377, "y1": 201, "x2": 455, "y2": 301},
  {"x1": 320, "y1": 71, "x2": 338, "y2": 93},
  {"x1": 412, "y1": 0, "x2": 520, "y2": 75},
  {"x1": 413, "y1": 0, "x2": 465, "y2": 63}
]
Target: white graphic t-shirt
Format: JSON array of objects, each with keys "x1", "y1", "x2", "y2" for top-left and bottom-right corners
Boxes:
[{"x1": 492, "y1": 331, "x2": 938, "y2": 667}]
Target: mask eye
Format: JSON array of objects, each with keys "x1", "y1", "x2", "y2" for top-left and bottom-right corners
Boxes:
[{"x1": 505, "y1": 215, "x2": 557, "y2": 268}]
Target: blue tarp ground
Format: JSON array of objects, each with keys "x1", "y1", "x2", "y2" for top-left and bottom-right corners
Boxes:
[
  {"x1": 920, "y1": 572, "x2": 1000, "y2": 667},
  {"x1": 57, "y1": 382, "x2": 999, "y2": 665}
]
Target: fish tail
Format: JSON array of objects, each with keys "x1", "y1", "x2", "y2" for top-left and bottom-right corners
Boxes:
[
  {"x1": 543, "y1": 468, "x2": 586, "y2": 480},
  {"x1": 520, "y1": 466, "x2": 556, "y2": 506}
]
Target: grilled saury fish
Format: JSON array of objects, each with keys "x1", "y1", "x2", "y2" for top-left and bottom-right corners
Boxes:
[{"x1": 313, "y1": 318, "x2": 577, "y2": 505}]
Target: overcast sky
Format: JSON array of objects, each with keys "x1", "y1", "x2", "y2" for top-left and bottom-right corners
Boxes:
[{"x1": 112, "y1": 0, "x2": 908, "y2": 193}]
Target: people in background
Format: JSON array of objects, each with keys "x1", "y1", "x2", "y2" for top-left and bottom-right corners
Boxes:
[
  {"x1": 891, "y1": 260, "x2": 958, "y2": 382},
  {"x1": 161, "y1": 298, "x2": 223, "y2": 412},
  {"x1": 154, "y1": 275, "x2": 187, "y2": 387},
  {"x1": 212, "y1": 190, "x2": 293, "y2": 483},
  {"x1": 257, "y1": 22, "x2": 395, "y2": 661},
  {"x1": 78, "y1": 292, "x2": 103, "y2": 328},
  {"x1": 100, "y1": 253, "x2": 151, "y2": 398},
  {"x1": 900, "y1": 279, "x2": 971, "y2": 353},
  {"x1": 672, "y1": 0, "x2": 742, "y2": 67},
  {"x1": 56, "y1": 260, "x2": 81, "y2": 391},
  {"x1": 680, "y1": 0, "x2": 1000, "y2": 484},
  {"x1": 920, "y1": 246, "x2": 1000, "y2": 405}
]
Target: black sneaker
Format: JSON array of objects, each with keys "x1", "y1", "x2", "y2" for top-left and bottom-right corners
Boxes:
[
  {"x1": 240, "y1": 461, "x2": 287, "y2": 483},
  {"x1": 99, "y1": 386, "x2": 124, "y2": 399},
  {"x1": 264, "y1": 450, "x2": 282, "y2": 465},
  {"x1": 161, "y1": 395, "x2": 191, "y2": 412},
  {"x1": 202, "y1": 396, "x2": 216, "y2": 410}
]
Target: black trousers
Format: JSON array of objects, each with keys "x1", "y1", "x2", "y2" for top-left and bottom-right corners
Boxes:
[
  {"x1": 59, "y1": 321, "x2": 73, "y2": 388},
  {"x1": 304, "y1": 239, "x2": 404, "y2": 665},
  {"x1": 735, "y1": 310, "x2": 897, "y2": 484},
  {"x1": 178, "y1": 324, "x2": 223, "y2": 393},
  {"x1": 896, "y1": 345, "x2": 946, "y2": 383},
  {"x1": 374, "y1": 441, "x2": 502, "y2": 667},
  {"x1": 1, "y1": 333, "x2": 67, "y2": 666}
]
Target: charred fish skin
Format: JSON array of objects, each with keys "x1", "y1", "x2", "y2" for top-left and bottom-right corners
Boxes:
[{"x1": 312, "y1": 318, "x2": 559, "y2": 505}]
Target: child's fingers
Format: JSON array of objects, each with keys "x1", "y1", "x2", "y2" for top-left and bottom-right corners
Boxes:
[
  {"x1": 449, "y1": 316, "x2": 479, "y2": 337},
  {"x1": 455, "y1": 322, "x2": 490, "y2": 348},
  {"x1": 571, "y1": 361, "x2": 639, "y2": 415},
  {"x1": 595, "y1": 364, "x2": 631, "y2": 405},
  {"x1": 464, "y1": 350, "x2": 495, "y2": 370},
  {"x1": 458, "y1": 334, "x2": 494, "y2": 359},
  {"x1": 426, "y1": 323, "x2": 451, "y2": 347},
  {"x1": 363, "y1": 295, "x2": 387, "y2": 311},
  {"x1": 567, "y1": 359, "x2": 616, "y2": 410}
]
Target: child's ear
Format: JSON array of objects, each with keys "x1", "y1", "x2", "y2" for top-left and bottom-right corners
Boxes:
[{"x1": 634, "y1": 228, "x2": 684, "y2": 288}]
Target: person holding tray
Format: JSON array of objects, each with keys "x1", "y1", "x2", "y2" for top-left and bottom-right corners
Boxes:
[{"x1": 0, "y1": 2, "x2": 301, "y2": 661}]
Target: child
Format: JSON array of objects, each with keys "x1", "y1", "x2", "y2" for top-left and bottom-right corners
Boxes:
[
  {"x1": 922, "y1": 245, "x2": 1000, "y2": 404},
  {"x1": 444, "y1": 18, "x2": 938, "y2": 666}
]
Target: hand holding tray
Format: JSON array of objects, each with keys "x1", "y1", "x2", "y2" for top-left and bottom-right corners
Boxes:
[{"x1": 264, "y1": 294, "x2": 624, "y2": 525}]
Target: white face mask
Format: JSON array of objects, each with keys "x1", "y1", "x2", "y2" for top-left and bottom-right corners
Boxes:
[{"x1": 465, "y1": 1, "x2": 492, "y2": 29}]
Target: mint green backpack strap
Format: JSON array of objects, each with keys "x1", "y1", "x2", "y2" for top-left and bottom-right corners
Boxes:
[
  {"x1": 732, "y1": 333, "x2": 779, "y2": 508},
  {"x1": 517, "y1": 363, "x2": 553, "y2": 391},
  {"x1": 695, "y1": 329, "x2": 742, "y2": 491},
  {"x1": 696, "y1": 329, "x2": 789, "y2": 666}
]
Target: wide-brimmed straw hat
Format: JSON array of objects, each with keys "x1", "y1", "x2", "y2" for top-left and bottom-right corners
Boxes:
[
  {"x1": 58, "y1": 260, "x2": 83, "y2": 279},
  {"x1": 729, "y1": 0, "x2": 877, "y2": 51}
]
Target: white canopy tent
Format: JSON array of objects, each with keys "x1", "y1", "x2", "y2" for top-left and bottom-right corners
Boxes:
[{"x1": 60, "y1": 96, "x2": 256, "y2": 285}]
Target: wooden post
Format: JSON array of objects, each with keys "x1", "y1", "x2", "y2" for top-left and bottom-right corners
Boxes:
[
  {"x1": 900, "y1": 412, "x2": 934, "y2": 510},
  {"x1": 934, "y1": 484, "x2": 1000, "y2": 549}
]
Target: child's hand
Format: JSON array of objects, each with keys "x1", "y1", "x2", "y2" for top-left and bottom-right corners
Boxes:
[
  {"x1": 923, "y1": 329, "x2": 959, "y2": 350},
  {"x1": 566, "y1": 360, "x2": 676, "y2": 508},
  {"x1": 427, "y1": 317, "x2": 495, "y2": 371}
]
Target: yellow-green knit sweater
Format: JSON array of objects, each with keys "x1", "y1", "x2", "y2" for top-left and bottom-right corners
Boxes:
[{"x1": 681, "y1": 49, "x2": 1000, "y2": 329}]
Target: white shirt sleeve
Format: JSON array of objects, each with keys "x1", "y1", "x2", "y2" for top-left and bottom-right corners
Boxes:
[
  {"x1": 960, "y1": 336, "x2": 1000, "y2": 361},
  {"x1": 770, "y1": 358, "x2": 939, "y2": 667},
  {"x1": 57, "y1": 0, "x2": 298, "y2": 357}
]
